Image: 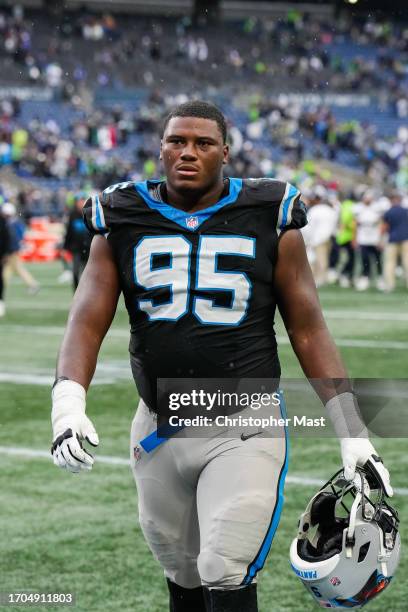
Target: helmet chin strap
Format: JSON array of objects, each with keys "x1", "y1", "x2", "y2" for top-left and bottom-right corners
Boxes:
[
  {"x1": 377, "y1": 513, "x2": 396, "y2": 577},
  {"x1": 345, "y1": 471, "x2": 370, "y2": 558},
  {"x1": 344, "y1": 472, "x2": 392, "y2": 575},
  {"x1": 345, "y1": 490, "x2": 362, "y2": 558}
]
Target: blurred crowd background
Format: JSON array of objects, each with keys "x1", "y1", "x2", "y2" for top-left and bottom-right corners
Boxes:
[{"x1": 0, "y1": 0, "x2": 407, "y2": 310}]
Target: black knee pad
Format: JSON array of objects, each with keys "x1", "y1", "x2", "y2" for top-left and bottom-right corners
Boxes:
[
  {"x1": 167, "y1": 579, "x2": 206, "y2": 612},
  {"x1": 203, "y1": 584, "x2": 258, "y2": 612}
]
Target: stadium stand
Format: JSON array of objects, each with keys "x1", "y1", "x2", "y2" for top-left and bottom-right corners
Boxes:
[{"x1": 0, "y1": 3, "x2": 406, "y2": 239}]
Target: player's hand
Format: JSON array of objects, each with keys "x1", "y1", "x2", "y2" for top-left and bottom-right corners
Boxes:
[
  {"x1": 51, "y1": 380, "x2": 99, "y2": 473},
  {"x1": 340, "y1": 438, "x2": 393, "y2": 497}
]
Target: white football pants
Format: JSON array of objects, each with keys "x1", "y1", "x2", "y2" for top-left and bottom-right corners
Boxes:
[{"x1": 130, "y1": 399, "x2": 288, "y2": 589}]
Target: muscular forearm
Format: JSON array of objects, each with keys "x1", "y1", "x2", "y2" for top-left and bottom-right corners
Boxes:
[
  {"x1": 56, "y1": 319, "x2": 105, "y2": 390},
  {"x1": 289, "y1": 322, "x2": 346, "y2": 378},
  {"x1": 288, "y1": 323, "x2": 350, "y2": 404}
]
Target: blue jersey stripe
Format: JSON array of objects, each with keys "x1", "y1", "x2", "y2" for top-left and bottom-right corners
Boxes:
[
  {"x1": 95, "y1": 194, "x2": 106, "y2": 231},
  {"x1": 134, "y1": 178, "x2": 243, "y2": 231},
  {"x1": 280, "y1": 185, "x2": 299, "y2": 230},
  {"x1": 242, "y1": 392, "x2": 290, "y2": 584}
]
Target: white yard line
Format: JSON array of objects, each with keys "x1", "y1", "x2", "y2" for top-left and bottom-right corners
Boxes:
[
  {"x1": 1, "y1": 370, "x2": 407, "y2": 401},
  {"x1": 0, "y1": 324, "x2": 129, "y2": 338},
  {"x1": 0, "y1": 373, "x2": 125, "y2": 385},
  {"x1": 0, "y1": 362, "x2": 131, "y2": 385},
  {"x1": 323, "y1": 310, "x2": 408, "y2": 322},
  {"x1": 316, "y1": 338, "x2": 408, "y2": 349},
  {"x1": 0, "y1": 445, "x2": 407, "y2": 494},
  {"x1": 319, "y1": 292, "x2": 401, "y2": 299},
  {"x1": 5, "y1": 302, "x2": 408, "y2": 321},
  {"x1": 0, "y1": 445, "x2": 130, "y2": 466},
  {"x1": 0, "y1": 373, "x2": 55, "y2": 385},
  {"x1": 1, "y1": 324, "x2": 408, "y2": 349},
  {"x1": 5, "y1": 301, "x2": 72, "y2": 310}
]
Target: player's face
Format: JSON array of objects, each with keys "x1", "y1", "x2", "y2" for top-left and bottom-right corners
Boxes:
[{"x1": 160, "y1": 117, "x2": 229, "y2": 193}]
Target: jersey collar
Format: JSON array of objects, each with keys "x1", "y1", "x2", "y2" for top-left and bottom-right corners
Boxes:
[{"x1": 134, "y1": 178, "x2": 243, "y2": 231}]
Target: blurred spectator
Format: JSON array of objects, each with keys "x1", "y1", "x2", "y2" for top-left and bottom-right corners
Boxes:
[
  {"x1": 382, "y1": 192, "x2": 408, "y2": 291},
  {"x1": 332, "y1": 199, "x2": 356, "y2": 288},
  {"x1": 0, "y1": 205, "x2": 11, "y2": 316},
  {"x1": 45, "y1": 62, "x2": 63, "y2": 89},
  {"x1": 353, "y1": 191, "x2": 385, "y2": 290},
  {"x1": 302, "y1": 186, "x2": 338, "y2": 286},
  {"x1": 62, "y1": 193, "x2": 92, "y2": 291},
  {"x1": 2, "y1": 202, "x2": 40, "y2": 294}
]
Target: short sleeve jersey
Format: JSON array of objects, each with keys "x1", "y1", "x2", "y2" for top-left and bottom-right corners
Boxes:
[{"x1": 83, "y1": 177, "x2": 307, "y2": 410}]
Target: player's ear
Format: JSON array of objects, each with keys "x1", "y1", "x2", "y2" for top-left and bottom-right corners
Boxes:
[
  {"x1": 159, "y1": 139, "x2": 163, "y2": 160},
  {"x1": 222, "y1": 144, "x2": 229, "y2": 165}
]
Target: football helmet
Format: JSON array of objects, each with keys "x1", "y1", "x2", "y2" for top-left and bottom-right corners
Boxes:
[{"x1": 290, "y1": 468, "x2": 400, "y2": 608}]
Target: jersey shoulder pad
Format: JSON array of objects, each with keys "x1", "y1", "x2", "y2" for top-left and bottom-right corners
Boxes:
[
  {"x1": 244, "y1": 177, "x2": 307, "y2": 233},
  {"x1": 275, "y1": 181, "x2": 308, "y2": 233},
  {"x1": 82, "y1": 181, "x2": 140, "y2": 234},
  {"x1": 243, "y1": 177, "x2": 288, "y2": 203}
]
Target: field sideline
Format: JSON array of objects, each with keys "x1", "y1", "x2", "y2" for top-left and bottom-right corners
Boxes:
[{"x1": 0, "y1": 263, "x2": 407, "y2": 611}]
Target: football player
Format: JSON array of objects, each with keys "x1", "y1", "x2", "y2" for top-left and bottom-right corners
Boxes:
[{"x1": 51, "y1": 101, "x2": 392, "y2": 612}]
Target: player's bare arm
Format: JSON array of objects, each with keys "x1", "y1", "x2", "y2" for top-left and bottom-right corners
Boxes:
[
  {"x1": 51, "y1": 236, "x2": 120, "y2": 473},
  {"x1": 274, "y1": 228, "x2": 392, "y2": 496},
  {"x1": 274, "y1": 229, "x2": 347, "y2": 390},
  {"x1": 56, "y1": 235, "x2": 120, "y2": 389}
]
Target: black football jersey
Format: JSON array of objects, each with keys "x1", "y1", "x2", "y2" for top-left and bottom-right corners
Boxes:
[{"x1": 83, "y1": 178, "x2": 307, "y2": 410}]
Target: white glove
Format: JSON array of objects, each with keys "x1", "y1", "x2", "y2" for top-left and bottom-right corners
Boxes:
[
  {"x1": 340, "y1": 438, "x2": 393, "y2": 497},
  {"x1": 51, "y1": 379, "x2": 99, "y2": 473}
]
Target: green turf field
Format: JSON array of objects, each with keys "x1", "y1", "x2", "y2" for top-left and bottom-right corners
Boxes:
[{"x1": 0, "y1": 263, "x2": 407, "y2": 611}]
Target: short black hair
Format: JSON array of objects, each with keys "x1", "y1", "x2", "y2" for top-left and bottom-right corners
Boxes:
[{"x1": 163, "y1": 100, "x2": 227, "y2": 144}]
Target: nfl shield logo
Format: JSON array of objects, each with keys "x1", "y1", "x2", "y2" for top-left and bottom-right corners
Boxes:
[
  {"x1": 330, "y1": 577, "x2": 341, "y2": 586},
  {"x1": 186, "y1": 216, "x2": 199, "y2": 230},
  {"x1": 133, "y1": 446, "x2": 142, "y2": 462}
]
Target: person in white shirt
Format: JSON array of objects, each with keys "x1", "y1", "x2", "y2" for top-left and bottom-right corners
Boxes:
[
  {"x1": 353, "y1": 191, "x2": 385, "y2": 291},
  {"x1": 301, "y1": 186, "x2": 338, "y2": 287}
]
